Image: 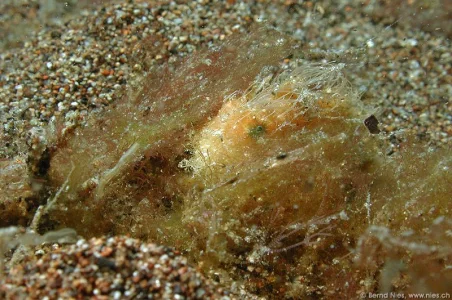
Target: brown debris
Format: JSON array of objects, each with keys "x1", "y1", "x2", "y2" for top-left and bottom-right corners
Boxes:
[{"x1": 364, "y1": 115, "x2": 381, "y2": 134}]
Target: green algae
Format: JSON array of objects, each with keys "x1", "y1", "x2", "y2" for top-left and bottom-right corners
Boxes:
[{"x1": 8, "y1": 28, "x2": 451, "y2": 298}]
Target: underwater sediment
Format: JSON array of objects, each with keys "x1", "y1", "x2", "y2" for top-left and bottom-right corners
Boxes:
[{"x1": 0, "y1": 1, "x2": 451, "y2": 297}]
